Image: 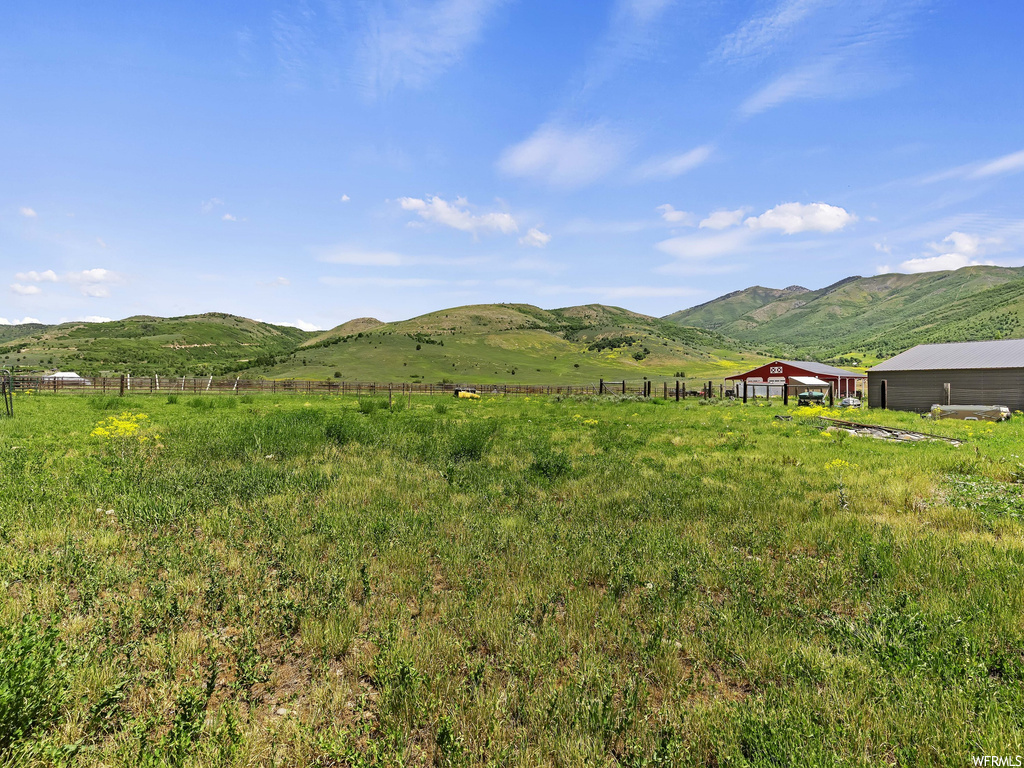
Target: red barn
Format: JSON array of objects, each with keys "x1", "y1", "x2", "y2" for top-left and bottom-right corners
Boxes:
[{"x1": 726, "y1": 360, "x2": 865, "y2": 400}]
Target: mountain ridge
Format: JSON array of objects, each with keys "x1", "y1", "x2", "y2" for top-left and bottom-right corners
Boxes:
[{"x1": 663, "y1": 265, "x2": 1024, "y2": 363}]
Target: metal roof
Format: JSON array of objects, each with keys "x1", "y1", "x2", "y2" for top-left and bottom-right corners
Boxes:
[
  {"x1": 776, "y1": 360, "x2": 865, "y2": 378},
  {"x1": 870, "y1": 339, "x2": 1024, "y2": 371},
  {"x1": 41, "y1": 371, "x2": 86, "y2": 380},
  {"x1": 790, "y1": 376, "x2": 830, "y2": 386},
  {"x1": 726, "y1": 360, "x2": 864, "y2": 379}
]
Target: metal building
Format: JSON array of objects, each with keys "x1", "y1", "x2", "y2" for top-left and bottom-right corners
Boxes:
[
  {"x1": 868, "y1": 339, "x2": 1024, "y2": 412},
  {"x1": 726, "y1": 360, "x2": 865, "y2": 399}
]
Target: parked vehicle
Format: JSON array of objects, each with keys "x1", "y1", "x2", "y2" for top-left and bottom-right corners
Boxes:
[
  {"x1": 797, "y1": 391, "x2": 825, "y2": 406},
  {"x1": 839, "y1": 397, "x2": 862, "y2": 408}
]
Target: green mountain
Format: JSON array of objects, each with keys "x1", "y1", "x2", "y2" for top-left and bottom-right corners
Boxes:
[
  {"x1": 2, "y1": 313, "x2": 312, "y2": 377},
  {"x1": 662, "y1": 284, "x2": 810, "y2": 330},
  {"x1": 0, "y1": 323, "x2": 51, "y2": 346},
  {"x1": 664, "y1": 266, "x2": 1024, "y2": 365},
  {"x1": 259, "y1": 303, "x2": 760, "y2": 384}
]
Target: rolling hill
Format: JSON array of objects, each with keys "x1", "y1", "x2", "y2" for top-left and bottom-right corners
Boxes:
[
  {"x1": 1, "y1": 313, "x2": 312, "y2": 377},
  {"x1": 258, "y1": 303, "x2": 762, "y2": 384},
  {"x1": 664, "y1": 266, "x2": 1024, "y2": 365}
]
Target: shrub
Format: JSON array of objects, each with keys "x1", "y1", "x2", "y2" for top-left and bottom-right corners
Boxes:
[
  {"x1": 530, "y1": 443, "x2": 572, "y2": 480},
  {"x1": 358, "y1": 397, "x2": 388, "y2": 415}
]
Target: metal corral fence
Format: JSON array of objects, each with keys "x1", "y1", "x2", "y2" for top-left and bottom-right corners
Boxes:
[{"x1": 11, "y1": 375, "x2": 729, "y2": 399}]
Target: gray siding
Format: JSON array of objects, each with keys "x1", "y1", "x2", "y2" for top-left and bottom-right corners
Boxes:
[{"x1": 867, "y1": 368, "x2": 1024, "y2": 412}]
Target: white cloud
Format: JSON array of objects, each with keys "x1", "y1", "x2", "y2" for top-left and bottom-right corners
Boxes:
[
  {"x1": 895, "y1": 253, "x2": 987, "y2": 273},
  {"x1": 923, "y1": 149, "x2": 1024, "y2": 184},
  {"x1": 0, "y1": 316, "x2": 41, "y2": 325},
  {"x1": 497, "y1": 123, "x2": 628, "y2": 187},
  {"x1": 222, "y1": 213, "x2": 238, "y2": 222},
  {"x1": 96, "y1": 238, "x2": 108, "y2": 248},
  {"x1": 10, "y1": 284, "x2": 41, "y2": 296},
  {"x1": 201, "y1": 198, "x2": 223, "y2": 214},
  {"x1": 656, "y1": 229, "x2": 753, "y2": 260},
  {"x1": 341, "y1": 194, "x2": 351, "y2": 202},
  {"x1": 288, "y1": 319, "x2": 319, "y2": 332},
  {"x1": 969, "y1": 149, "x2": 1024, "y2": 179},
  {"x1": 273, "y1": 277, "x2": 290, "y2": 286},
  {"x1": 715, "y1": 0, "x2": 827, "y2": 63},
  {"x1": 740, "y1": 56, "x2": 851, "y2": 116},
  {"x1": 398, "y1": 196, "x2": 518, "y2": 235},
  {"x1": 65, "y1": 268, "x2": 123, "y2": 298},
  {"x1": 80, "y1": 316, "x2": 112, "y2": 323},
  {"x1": 656, "y1": 204, "x2": 694, "y2": 225},
  {"x1": 725, "y1": 2, "x2": 920, "y2": 116},
  {"x1": 19, "y1": 207, "x2": 38, "y2": 218},
  {"x1": 744, "y1": 202, "x2": 856, "y2": 234},
  {"x1": 518, "y1": 228, "x2": 551, "y2": 248},
  {"x1": 14, "y1": 270, "x2": 58, "y2": 282},
  {"x1": 357, "y1": 0, "x2": 506, "y2": 96},
  {"x1": 700, "y1": 209, "x2": 748, "y2": 230},
  {"x1": 68, "y1": 268, "x2": 118, "y2": 283},
  {"x1": 894, "y1": 231, "x2": 1000, "y2": 274},
  {"x1": 634, "y1": 145, "x2": 713, "y2": 180}
]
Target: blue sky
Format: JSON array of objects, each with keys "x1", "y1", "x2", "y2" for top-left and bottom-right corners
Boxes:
[{"x1": 2, "y1": 0, "x2": 1023, "y2": 330}]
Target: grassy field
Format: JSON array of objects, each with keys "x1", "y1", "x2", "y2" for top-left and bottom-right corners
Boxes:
[
  {"x1": 268, "y1": 328, "x2": 758, "y2": 385},
  {"x1": 2, "y1": 393, "x2": 1023, "y2": 766}
]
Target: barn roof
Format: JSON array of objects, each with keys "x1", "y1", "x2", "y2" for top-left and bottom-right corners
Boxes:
[
  {"x1": 776, "y1": 360, "x2": 864, "y2": 377},
  {"x1": 727, "y1": 360, "x2": 863, "y2": 379},
  {"x1": 870, "y1": 339, "x2": 1024, "y2": 372}
]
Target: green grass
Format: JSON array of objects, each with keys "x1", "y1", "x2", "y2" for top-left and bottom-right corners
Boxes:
[{"x1": 1, "y1": 393, "x2": 1023, "y2": 765}]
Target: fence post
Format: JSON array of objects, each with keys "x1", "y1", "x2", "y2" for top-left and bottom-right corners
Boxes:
[
  {"x1": 119, "y1": 375, "x2": 125, "y2": 397},
  {"x1": 622, "y1": 380, "x2": 626, "y2": 395},
  {"x1": 599, "y1": 379, "x2": 604, "y2": 395},
  {"x1": 675, "y1": 380, "x2": 680, "y2": 402}
]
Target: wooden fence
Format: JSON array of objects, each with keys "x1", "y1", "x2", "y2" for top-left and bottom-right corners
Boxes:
[{"x1": 11, "y1": 375, "x2": 728, "y2": 400}]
